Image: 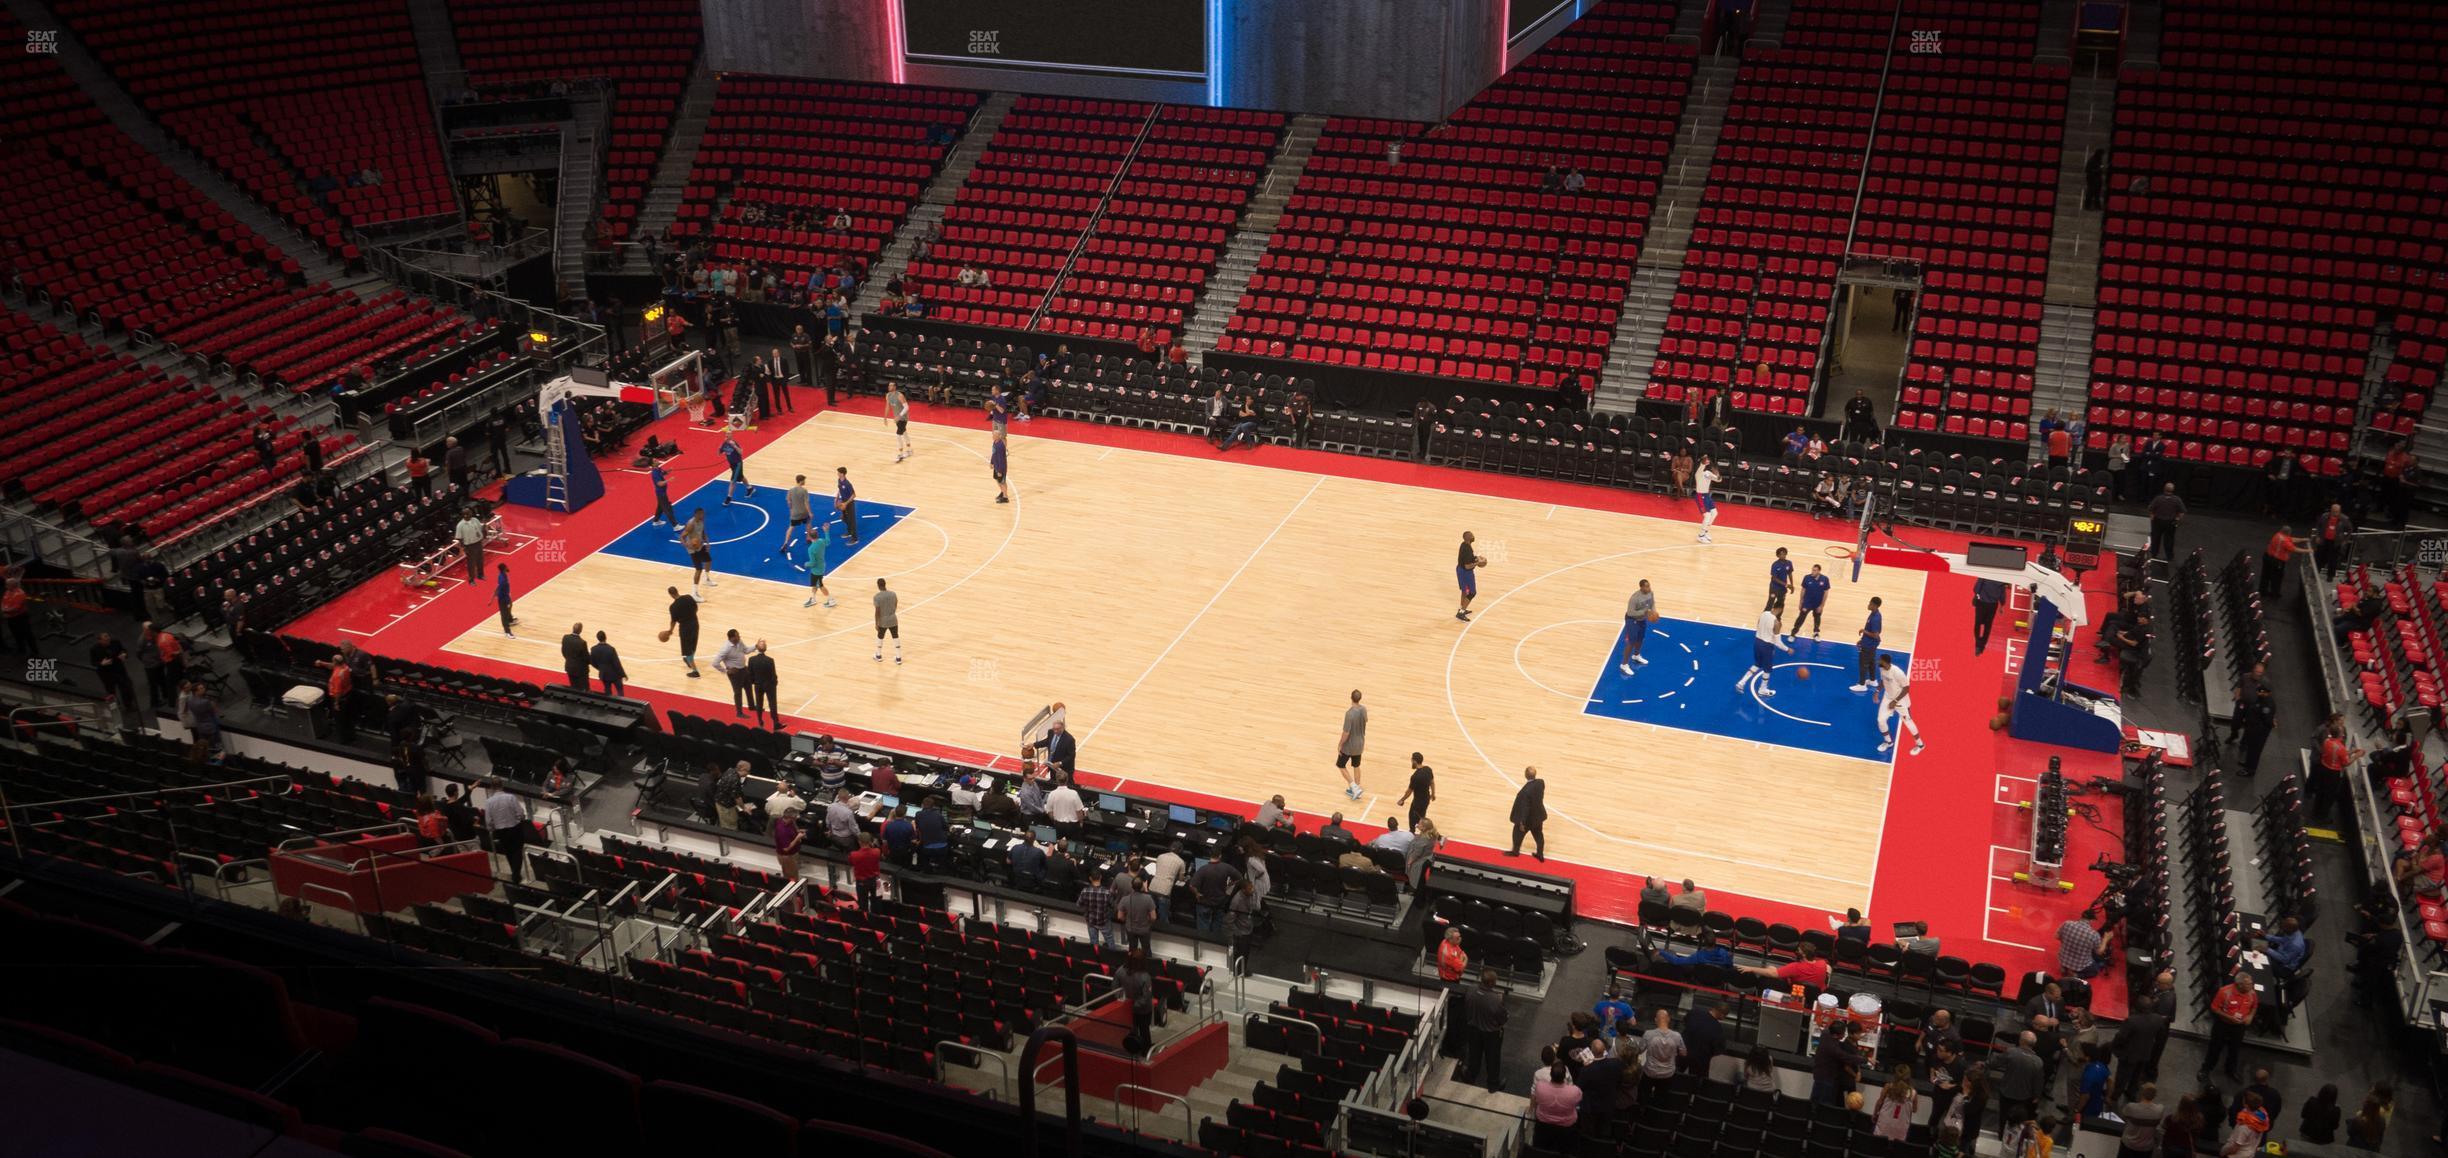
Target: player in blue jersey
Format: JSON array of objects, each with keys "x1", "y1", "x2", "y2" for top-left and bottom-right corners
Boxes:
[{"x1": 1796, "y1": 564, "x2": 1832, "y2": 638}]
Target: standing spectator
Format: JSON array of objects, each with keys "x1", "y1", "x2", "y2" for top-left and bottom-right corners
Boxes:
[
  {"x1": 1146, "y1": 840, "x2": 1186, "y2": 925},
  {"x1": 772, "y1": 805, "x2": 805, "y2": 880},
  {"x1": 253, "y1": 421, "x2": 279, "y2": 473},
  {"x1": 482, "y1": 779, "x2": 530, "y2": 883},
  {"x1": 844, "y1": 831, "x2": 883, "y2": 908},
  {"x1": 560, "y1": 623, "x2": 591, "y2": 688},
  {"x1": 404, "y1": 447, "x2": 432, "y2": 499},
  {"x1": 487, "y1": 415, "x2": 512, "y2": 475},
  {"x1": 1997, "y1": 1031, "x2": 2045, "y2": 1133},
  {"x1": 1225, "y1": 877, "x2": 1260, "y2": 968},
  {"x1": 1117, "y1": 947, "x2": 1158, "y2": 1056},
  {"x1": 178, "y1": 681, "x2": 224, "y2": 762},
  {"x1": 2116, "y1": 1083, "x2": 2165, "y2": 1158},
  {"x1": 2343, "y1": 1085, "x2": 2390, "y2": 1150},
  {"x1": 1891, "y1": 288, "x2": 1913, "y2": 333},
  {"x1": 1078, "y1": 872, "x2": 1118, "y2": 951},
  {"x1": 1843, "y1": 389, "x2": 1878, "y2": 443},
  {"x1": 88, "y1": 631, "x2": 135, "y2": 716},
  {"x1": 2294, "y1": 1084, "x2": 2340, "y2": 1145},
  {"x1": 1683, "y1": 1001, "x2": 1727, "y2": 1079},
  {"x1": 1530, "y1": 1053, "x2": 1583, "y2": 1150},
  {"x1": 1286, "y1": 391, "x2": 1314, "y2": 448},
  {"x1": 1810, "y1": 1021, "x2": 1866, "y2": 1107},
  {"x1": 1872, "y1": 1066, "x2": 1918, "y2": 1141},
  {"x1": 2311, "y1": 502, "x2": 2353, "y2": 578},
  {"x1": 455, "y1": 507, "x2": 487, "y2": 581},
  {"x1": 325, "y1": 652, "x2": 357, "y2": 742},
  {"x1": 135, "y1": 623, "x2": 169, "y2": 714},
  {"x1": 2310, "y1": 712, "x2": 2362, "y2": 819},
  {"x1": 2046, "y1": 421, "x2": 2073, "y2": 468},
  {"x1": 1636, "y1": 1007, "x2": 1685, "y2": 1100},
  {"x1": 2196, "y1": 969, "x2": 2257, "y2": 1081},
  {"x1": 1205, "y1": 387, "x2": 1230, "y2": 448},
  {"x1": 1506, "y1": 766, "x2": 1548, "y2": 860},
  {"x1": 2106, "y1": 434, "x2": 2131, "y2": 501},
  {"x1": 790, "y1": 324, "x2": 817, "y2": 393},
  {"x1": 747, "y1": 640, "x2": 781, "y2": 729},
  {"x1": 1435, "y1": 927, "x2": 1469, "y2": 984},
  {"x1": 2110, "y1": 1001, "x2": 2168, "y2": 1103},
  {"x1": 493, "y1": 564, "x2": 515, "y2": 637},
  {"x1": 443, "y1": 436, "x2": 469, "y2": 493},
  {"x1": 1455, "y1": 970, "x2": 1509, "y2": 1091},
  {"x1": 2260, "y1": 526, "x2": 2305, "y2": 599},
  {"x1": 2083, "y1": 148, "x2": 2110, "y2": 210},
  {"x1": 1189, "y1": 854, "x2": 1237, "y2": 934},
  {"x1": 2056, "y1": 915, "x2": 2109, "y2": 979},
  {"x1": 2146, "y1": 483, "x2": 2186, "y2": 562},
  {"x1": 1117, "y1": 876, "x2": 1158, "y2": 951},
  {"x1": 1926, "y1": 1040, "x2": 1965, "y2": 1130},
  {"x1": 2223, "y1": 1092, "x2": 2270, "y2": 1157},
  {"x1": 589, "y1": 631, "x2": 625, "y2": 695}
]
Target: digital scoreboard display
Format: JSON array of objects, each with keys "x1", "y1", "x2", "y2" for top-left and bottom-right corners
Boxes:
[
  {"x1": 2064, "y1": 514, "x2": 2107, "y2": 568},
  {"x1": 902, "y1": 0, "x2": 1208, "y2": 81}
]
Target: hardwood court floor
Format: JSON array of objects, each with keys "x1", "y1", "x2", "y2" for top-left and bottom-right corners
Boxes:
[{"x1": 442, "y1": 411, "x2": 1927, "y2": 911}]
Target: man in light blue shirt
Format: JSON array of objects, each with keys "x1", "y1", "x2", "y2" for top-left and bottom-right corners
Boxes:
[
  {"x1": 1367, "y1": 817, "x2": 1413, "y2": 852},
  {"x1": 2261, "y1": 917, "x2": 2306, "y2": 975}
]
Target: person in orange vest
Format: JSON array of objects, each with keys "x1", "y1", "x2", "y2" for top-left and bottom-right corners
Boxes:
[
  {"x1": 2310, "y1": 712, "x2": 2363, "y2": 822},
  {"x1": 1436, "y1": 926, "x2": 1470, "y2": 985},
  {"x1": 326, "y1": 654, "x2": 356, "y2": 742},
  {"x1": 2259, "y1": 526, "x2": 2307, "y2": 599}
]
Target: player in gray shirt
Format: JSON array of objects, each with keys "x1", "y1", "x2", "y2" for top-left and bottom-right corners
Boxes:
[
  {"x1": 873, "y1": 577, "x2": 901, "y2": 664},
  {"x1": 886, "y1": 384, "x2": 913, "y2": 461},
  {"x1": 1338, "y1": 689, "x2": 1368, "y2": 800},
  {"x1": 1620, "y1": 579, "x2": 1656, "y2": 674},
  {"x1": 782, "y1": 477, "x2": 813, "y2": 556}
]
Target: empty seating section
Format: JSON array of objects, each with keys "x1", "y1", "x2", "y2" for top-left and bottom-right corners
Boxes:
[
  {"x1": 1223, "y1": 1, "x2": 1691, "y2": 387},
  {"x1": 674, "y1": 77, "x2": 978, "y2": 291},
  {"x1": 2087, "y1": 0, "x2": 2448, "y2": 473},
  {"x1": 53, "y1": 0, "x2": 450, "y2": 246},
  {"x1": 1645, "y1": 1, "x2": 1888, "y2": 414},
  {"x1": 0, "y1": 310, "x2": 343, "y2": 540},
  {"x1": 1035, "y1": 106, "x2": 1284, "y2": 344},
  {"x1": 452, "y1": 0, "x2": 701, "y2": 233},
  {"x1": 914, "y1": 96, "x2": 1154, "y2": 332},
  {"x1": 1875, "y1": 7, "x2": 2064, "y2": 439}
]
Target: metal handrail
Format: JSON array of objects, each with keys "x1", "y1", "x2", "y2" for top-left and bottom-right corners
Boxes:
[
  {"x1": 6, "y1": 773, "x2": 292, "y2": 812},
  {"x1": 1110, "y1": 1084, "x2": 1194, "y2": 1143},
  {"x1": 214, "y1": 857, "x2": 270, "y2": 900},
  {"x1": 297, "y1": 881, "x2": 367, "y2": 933},
  {"x1": 1017, "y1": 1026, "x2": 1082, "y2": 1158},
  {"x1": 273, "y1": 821, "x2": 412, "y2": 852},
  {"x1": 173, "y1": 851, "x2": 223, "y2": 899},
  {"x1": 935, "y1": 1039, "x2": 1011, "y2": 1102}
]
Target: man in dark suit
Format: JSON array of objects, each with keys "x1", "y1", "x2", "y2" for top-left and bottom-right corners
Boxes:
[
  {"x1": 1970, "y1": 577, "x2": 2008, "y2": 655},
  {"x1": 560, "y1": 623, "x2": 591, "y2": 688},
  {"x1": 589, "y1": 631, "x2": 625, "y2": 696},
  {"x1": 1504, "y1": 765, "x2": 1547, "y2": 860},
  {"x1": 747, "y1": 640, "x2": 781, "y2": 730},
  {"x1": 1037, "y1": 720, "x2": 1078, "y2": 775},
  {"x1": 443, "y1": 436, "x2": 469, "y2": 493}
]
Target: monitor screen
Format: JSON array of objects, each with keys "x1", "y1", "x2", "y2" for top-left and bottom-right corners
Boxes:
[
  {"x1": 791, "y1": 733, "x2": 818, "y2": 754},
  {"x1": 1207, "y1": 813, "x2": 1237, "y2": 831},
  {"x1": 877, "y1": 795, "x2": 899, "y2": 811},
  {"x1": 972, "y1": 818, "x2": 993, "y2": 830},
  {"x1": 1097, "y1": 793, "x2": 1126, "y2": 812},
  {"x1": 1031, "y1": 825, "x2": 1058, "y2": 843},
  {"x1": 1167, "y1": 804, "x2": 1199, "y2": 825},
  {"x1": 903, "y1": 804, "x2": 922, "y2": 817}
]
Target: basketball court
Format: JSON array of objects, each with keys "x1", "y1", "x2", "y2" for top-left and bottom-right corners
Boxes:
[{"x1": 414, "y1": 408, "x2": 1929, "y2": 914}]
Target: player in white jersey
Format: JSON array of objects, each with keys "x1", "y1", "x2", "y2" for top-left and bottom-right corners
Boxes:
[
  {"x1": 1874, "y1": 653, "x2": 1923, "y2": 755},
  {"x1": 1693, "y1": 456, "x2": 1721, "y2": 543},
  {"x1": 1736, "y1": 603, "x2": 1792, "y2": 697}
]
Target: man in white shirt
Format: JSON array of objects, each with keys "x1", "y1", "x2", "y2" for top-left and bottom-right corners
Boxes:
[
  {"x1": 1736, "y1": 605, "x2": 1792, "y2": 697},
  {"x1": 1044, "y1": 777, "x2": 1086, "y2": 831},
  {"x1": 1146, "y1": 839, "x2": 1188, "y2": 924},
  {"x1": 480, "y1": 780, "x2": 530, "y2": 882},
  {"x1": 1693, "y1": 456, "x2": 1721, "y2": 543},
  {"x1": 1875, "y1": 654, "x2": 1924, "y2": 755},
  {"x1": 1368, "y1": 817, "x2": 1414, "y2": 853},
  {"x1": 455, "y1": 510, "x2": 487, "y2": 581}
]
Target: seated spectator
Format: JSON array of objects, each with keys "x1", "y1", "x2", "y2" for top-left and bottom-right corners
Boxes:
[
  {"x1": 1368, "y1": 817, "x2": 1413, "y2": 852},
  {"x1": 1253, "y1": 794, "x2": 1293, "y2": 830},
  {"x1": 1739, "y1": 941, "x2": 1830, "y2": 990},
  {"x1": 1669, "y1": 879, "x2": 1707, "y2": 913},
  {"x1": 1561, "y1": 166, "x2": 1585, "y2": 192},
  {"x1": 1320, "y1": 812, "x2": 1358, "y2": 844},
  {"x1": 1657, "y1": 931, "x2": 1734, "y2": 971}
]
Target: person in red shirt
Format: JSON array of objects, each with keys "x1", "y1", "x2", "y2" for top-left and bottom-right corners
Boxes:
[
  {"x1": 2198, "y1": 970, "x2": 2258, "y2": 1080},
  {"x1": 2259, "y1": 526, "x2": 2305, "y2": 599},
  {"x1": 404, "y1": 449, "x2": 432, "y2": 500},
  {"x1": 326, "y1": 656, "x2": 356, "y2": 742},
  {"x1": 1135, "y1": 329, "x2": 1161, "y2": 362},
  {"x1": 1436, "y1": 927, "x2": 1470, "y2": 983},
  {"x1": 848, "y1": 831, "x2": 885, "y2": 910},
  {"x1": 1, "y1": 577, "x2": 33, "y2": 655},
  {"x1": 2046, "y1": 424, "x2": 2072, "y2": 467},
  {"x1": 1740, "y1": 941, "x2": 1831, "y2": 991},
  {"x1": 2311, "y1": 713, "x2": 2363, "y2": 822}
]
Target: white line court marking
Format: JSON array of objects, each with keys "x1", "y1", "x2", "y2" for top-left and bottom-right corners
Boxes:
[{"x1": 1080, "y1": 475, "x2": 1325, "y2": 745}]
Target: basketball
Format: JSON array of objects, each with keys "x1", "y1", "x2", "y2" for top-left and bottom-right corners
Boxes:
[
  {"x1": 1795, "y1": 667, "x2": 1810, "y2": 682},
  {"x1": 658, "y1": 629, "x2": 673, "y2": 643}
]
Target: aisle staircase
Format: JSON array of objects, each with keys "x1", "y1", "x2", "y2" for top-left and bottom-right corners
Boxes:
[
  {"x1": 633, "y1": 59, "x2": 720, "y2": 246},
  {"x1": 1597, "y1": 55, "x2": 1737, "y2": 412},
  {"x1": 404, "y1": 0, "x2": 467, "y2": 102},
  {"x1": 850, "y1": 91, "x2": 1018, "y2": 320},
  {"x1": 549, "y1": 91, "x2": 609, "y2": 297},
  {"x1": 1182, "y1": 114, "x2": 1324, "y2": 361}
]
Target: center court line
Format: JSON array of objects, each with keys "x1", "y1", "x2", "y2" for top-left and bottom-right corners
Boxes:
[{"x1": 1079, "y1": 476, "x2": 1325, "y2": 746}]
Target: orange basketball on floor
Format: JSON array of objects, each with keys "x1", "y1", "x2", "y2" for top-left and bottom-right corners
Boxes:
[{"x1": 1795, "y1": 667, "x2": 1811, "y2": 681}]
